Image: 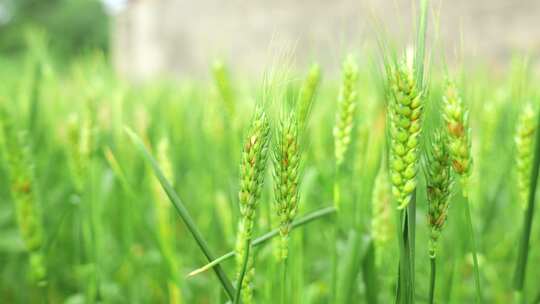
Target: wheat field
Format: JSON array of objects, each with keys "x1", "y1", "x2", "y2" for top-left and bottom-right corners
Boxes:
[{"x1": 1, "y1": 2, "x2": 540, "y2": 304}]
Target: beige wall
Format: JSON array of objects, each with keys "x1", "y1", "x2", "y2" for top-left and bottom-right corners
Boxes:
[{"x1": 112, "y1": 0, "x2": 540, "y2": 80}]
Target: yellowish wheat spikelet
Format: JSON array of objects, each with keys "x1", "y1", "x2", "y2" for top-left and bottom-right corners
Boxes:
[{"x1": 442, "y1": 79, "x2": 473, "y2": 197}]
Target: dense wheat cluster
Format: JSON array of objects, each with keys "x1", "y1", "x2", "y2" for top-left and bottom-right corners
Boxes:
[{"x1": 1, "y1": 2, "x2": 540, "y2": 303}]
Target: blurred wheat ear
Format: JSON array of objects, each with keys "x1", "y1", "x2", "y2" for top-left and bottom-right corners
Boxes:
[{"x1": 513, "y1": 103, "x2": 540, "y2": 301}]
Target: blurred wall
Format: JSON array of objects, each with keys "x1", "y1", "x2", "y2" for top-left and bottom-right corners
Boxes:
[{"x1": 112, "y1": 0, "x2": 540, "y2": 79}]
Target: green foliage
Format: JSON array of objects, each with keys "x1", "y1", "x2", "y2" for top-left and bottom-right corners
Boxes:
[
  {"x1": 0, "y1": 0, "x2": 109, "y2": 57},
  {"x1": 0, "y1": 47, "x2": 539, "y2": 303}
]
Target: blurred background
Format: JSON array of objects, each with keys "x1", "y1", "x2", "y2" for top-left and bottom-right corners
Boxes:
[{"x1": 0, "y1": 0, "x2": 539, "y2": 79}]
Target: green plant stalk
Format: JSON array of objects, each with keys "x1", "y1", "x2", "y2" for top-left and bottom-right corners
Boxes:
[
  {"x1": 44, "y1": 205, "x2": 74, "y2": 255},
  {"x1": 481, "y1": 157, "x2": 513, "y2": 234},
  {"x1": 104, "y1": 147, "x2": 136, "y2": 199},
  {"x1": 76, "y1": 126, "x2": 98, "y2": 302},
  {"x1": 280, "y1": 257, "x2": 288, "y2": 304},
  {"x1": 337, "y1": 230, "x2": 364, "y2": 304},
  {"x1": 331, "y1": 168, "x2": 342, "y2": 303},
  {"x1": 395, "y1": 208, "x2": 409, "y2": 304},
  {"x1": 410, "y1": 0, "x2": 428, "y2": 297},
  {"x1": 407, "y1": 192, "x2": 416, "y2": 303},
  {"x1": 294, "y1": 230, "x2": 306, "y2": 304},
  {"x1": 395, "y1": 267, "x2": 402, "y2": 304},
  {"x1": 395, "y1": 191, "x2": 416, "y2": 304},
  {"x1": 337, "y1": 144, "x2": 382, "y2": 303},
  {"x1": 415, "y1": 0, "x2": 429, "y2": 86},
  {"x1": 83, "y1": 164, "x2": 99, "y2": 303},
  {"x1": 429, "y1": 257, "x2": 436, "y2": 304},
  {"x1": 188, "y1": 207, "x2": 336, "y2": 276},
  {"x1": 361, "y1": 238, "x2": 378, "y2": 304},
  {"x1": 533, "y1": 290, "x2": 540, "y2": 304},
  {"x1": 514, "y1": 105, "x2": 540, "y2": 297},
  {"x1": 443, "y1": 259, "x2": 455, "y2": 303},
  {"x1": 151, "y1": 138, "x2": 183, "y2": 301},
  {"x1": 126, "y1": 128, "x2": 236, "y2": 300},
  {"x1": 104, "y1": 147, "x2": 136, "y2": 251},
  {"x1": 331, "y1": 228, "x2": 338, "y2": 304},
  {"x1": 234, "y1": 237, "x2": 251, "y2": 304},
  {"x1": 28, "y1": 62, "x2": 42, "y2": 135},
  {"x1": 464, "y1": 199, "x2": 482, "y2": 303}
]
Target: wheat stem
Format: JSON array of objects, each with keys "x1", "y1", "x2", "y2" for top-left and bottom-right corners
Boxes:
[
  {"x1": 429, "y1": 257, "x2": 436, "y2": 304},
  {"x1": 234, "y1": 237, "x2": 251, "y2": 304},
  {"x1": 464, "y1": 200, "x2": 482, "y2": 303}
]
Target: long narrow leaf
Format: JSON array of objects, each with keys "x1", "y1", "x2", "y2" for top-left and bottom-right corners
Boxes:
[
  {"x1": 362, "y1": 238, "x2": 379, "y2": 304},
  {"x1": 125, "y1": 127, "x2": 236, "y2": 300},
  {"x1": 188, "y1": 206, "x2": 336, "y2": 276}
]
